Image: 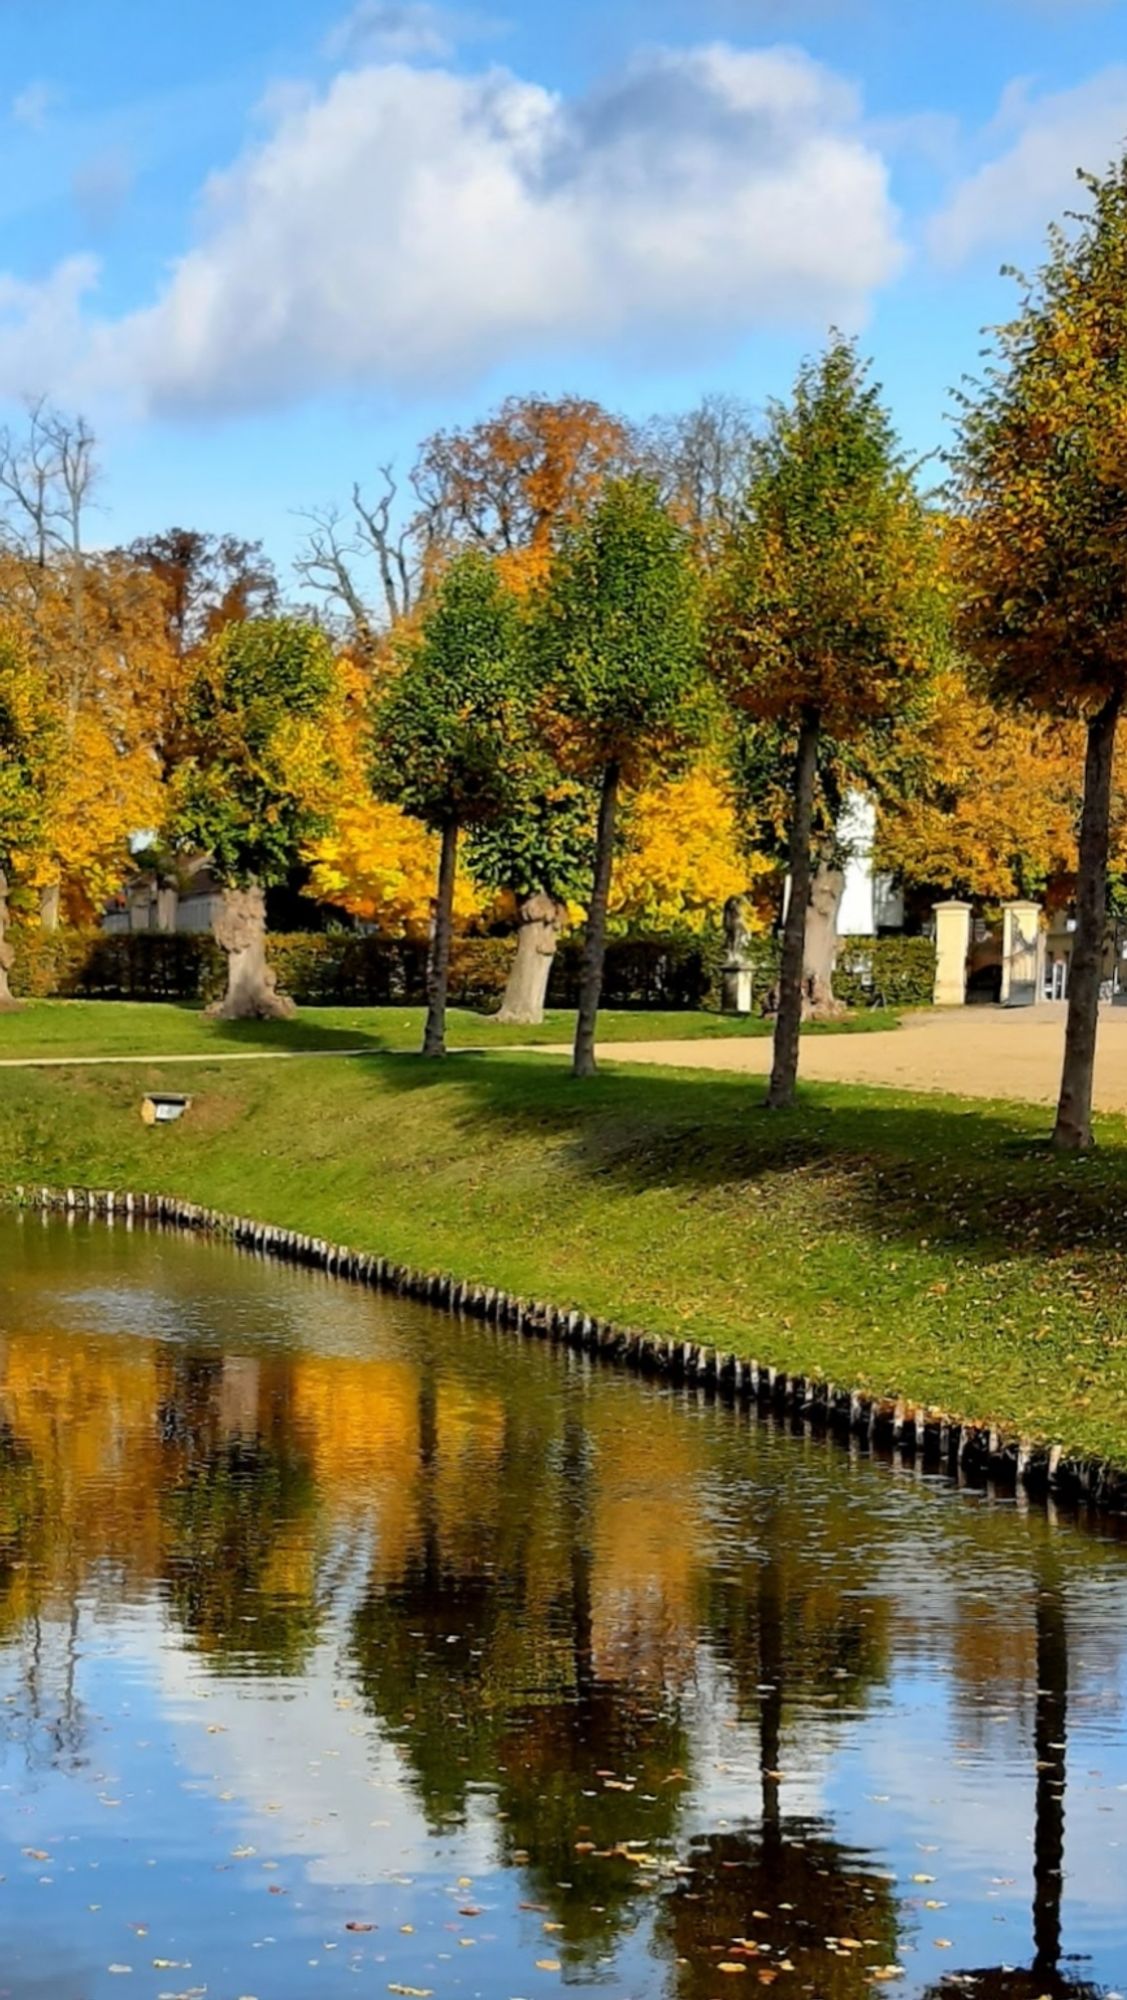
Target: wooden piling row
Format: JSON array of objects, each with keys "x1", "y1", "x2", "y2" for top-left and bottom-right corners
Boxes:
[{"x1": 11, "y1": 1182, "x2": 1127, "y2": 1518}]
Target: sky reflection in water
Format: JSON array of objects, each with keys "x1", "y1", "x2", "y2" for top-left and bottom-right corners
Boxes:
[{"x1": 0, "y1": 1214, "x2": 1124, "y2": 2000}]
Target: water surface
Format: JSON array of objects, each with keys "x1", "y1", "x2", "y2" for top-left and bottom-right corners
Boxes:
[{"x1": 0, "y1": 1214, "x2": 1124, "y2": 1999}]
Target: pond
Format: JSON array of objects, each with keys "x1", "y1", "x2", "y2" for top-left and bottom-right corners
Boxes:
[{"x1": 0, "y1": 1215, "x2": 1124, "y2": 2000}]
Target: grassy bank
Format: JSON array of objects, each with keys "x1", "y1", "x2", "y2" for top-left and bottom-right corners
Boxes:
[
  {"x1": 3, "y1": 1031, "x2": 1127, "y2": 1465},
  {"x1": 0, "y1": 998, "x2": 901, "y2": 1059}
]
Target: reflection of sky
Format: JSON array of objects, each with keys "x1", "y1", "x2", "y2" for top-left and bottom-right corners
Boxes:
[{"x1": 1, "y1": 1219, "x2": 1127, "y2": 1997}]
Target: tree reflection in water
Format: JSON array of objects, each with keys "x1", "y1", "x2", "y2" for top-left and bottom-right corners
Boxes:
[{"x1": 0, "y1": 1224, "x2": 1123, "y2": 1999}]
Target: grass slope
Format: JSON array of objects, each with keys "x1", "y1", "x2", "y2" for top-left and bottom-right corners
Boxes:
[
  {"x1": 2, "y1": 1036, "x2": 1126, "y2": 1464},
  {"x1": 0, "y1": 999, "x2": 900, "y2": 1060}
]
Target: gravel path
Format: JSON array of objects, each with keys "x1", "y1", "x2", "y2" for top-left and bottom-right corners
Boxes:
[
  {"x1": 8, "y1": 1006, "x2": 1127, "y2": 1115},
  {"x1": 576, "y1": 1004, "x2": 1127, "y2": 1111}
]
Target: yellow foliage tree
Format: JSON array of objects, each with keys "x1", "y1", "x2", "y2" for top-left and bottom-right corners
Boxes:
[
  {"x1": 611, "y1": 762, "x2": 766, "y2": 936},
  {"x1": 0, "y1": 550, "x2": 182, "y2": 923},
  {"x1": 304, "y1": 657, "x2": 485, "y2": 934},
  {"x1": 876, "y1": 667, "x2": 1082, "y2": 903}
]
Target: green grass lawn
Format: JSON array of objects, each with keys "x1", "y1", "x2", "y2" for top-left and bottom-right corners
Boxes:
[
  {"x1": 0, "y1": 997, "x2": 902, "y2": 1059},
  {"x1": 3, "y1": 1032, "x2": 1127, "y2": 1466}
]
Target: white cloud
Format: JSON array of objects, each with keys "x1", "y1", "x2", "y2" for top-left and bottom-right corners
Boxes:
[
  {"x1": 0, "y1": 256, "x2": 98, "y2": 397},
  {"x1": 928, "y1": 65, "x2": 1127, "y2": 265},
  {"x1": 32, "y1": 40, "x2": 898, "y2": 417}
]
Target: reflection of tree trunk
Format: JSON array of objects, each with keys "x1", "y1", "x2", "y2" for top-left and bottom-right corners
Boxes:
[
  {"x1": 563, "y1": 1420, "x2": 595, "y2": 1708},
  {"x1": 573, "y1": 760, "x2": 620, "y2": 1080},
  {"x1": 758, "y1": 1550, "x2": 784, "y2": 1839},
  {"x1": 804, "y1": 858, "x2": 846, "y2": 1017},
  {"x1": 768, "y1": 707, "x2": 820, "y2": 1108},
  {"x1": 1032, "y1": 1565, "x2": 1068, "y2": 1980},
  {"x1": 423, "y1": 819, "x2": 458, "y2": 1058},
  {"x1": 206, "y1": 884, "x2": 294, "y2": 1021},
  {"x1": 1053, "y1": 689, "x2": 1120, "y2": 1150},
  {"x1": 0, "y1": 871, "x2": 18, "y2": 1010},
  {"x1": 496, "y1": 893, "x2": 566, "y2": 1024}
]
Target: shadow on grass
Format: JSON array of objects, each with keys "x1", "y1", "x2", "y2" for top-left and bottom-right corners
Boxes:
[
  {"x1": 339, "y1": 1041, "x2": 1127, "y2": 1267},
  {"x1": 175, "y1": 1004, "x2": 414, "y2": 1054}
]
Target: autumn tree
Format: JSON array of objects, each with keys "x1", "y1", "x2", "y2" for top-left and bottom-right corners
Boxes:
[
  {"x1": 304, "y1": 655, "x2": 485, "y2": 935},
  {"x1": 167, "y1": 618, "x2": 341, "y2": 1019},
  {"x1": 952, "y1": 159, "x2": 1127, "y2": 1149},
  {"x1": 530, "y1": 476, "x2": 705, "y2": 1078},
  {"x1": 610, "y1": 758, "x2": 755, "y2": 938},
  {"x1": 128, "y1": 528, "x2": 277, "y2": 664},
  {"x1": 371, "y1": 554, "x2": 528, "y2": 1057},
  {"x1": 876, "y1": 666, "x2": 1082, "y2": 903},
  {"x1": 415, "y1": 393, "x2": 633, "y2": 587},
  {"x1": 711, "y1": 339, "x2": 943, "y2": 1107},
  {"x1": 0, "y1": 627, "x2": 58, "y2": 1007},
  {"x1": 0, "y1": 545, "x2": 179, "y2": 922}
]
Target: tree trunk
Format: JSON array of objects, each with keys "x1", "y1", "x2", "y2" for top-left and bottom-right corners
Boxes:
[
  {"x1": 803, "y1": 857, "x2": 846, "y2": 1017},
  {"x1": 573, "y1": 760, "x2": 620, "y2": 1081},
  {"x1": 205, "y1": 884, "x2": 295, "y2": 1021},
  {"x1": 1052, "y1": 689, "x2": 1121, "y2": 1151},
  {"x1": 495, "y1": 892, "x2": 566, "y2": 1025},
  {"x1": 423, "y1": 819, "x2": 458, "y2": 1058},
  {"x1": 0, "y1": 871, "x2": 19, "y2": 1011},
  {"x1": 768, "y1": 709, "x2": 820, "y2": 1109},
  {"x1": 39, "y1": 881, "x2": 60, "y2": 933}
]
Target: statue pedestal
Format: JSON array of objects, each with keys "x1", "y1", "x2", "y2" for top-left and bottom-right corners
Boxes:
[{"x1": 721, "y1": 962, "x2": 754, "y2": 1016}]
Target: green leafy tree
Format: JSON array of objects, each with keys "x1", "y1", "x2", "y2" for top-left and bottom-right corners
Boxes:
[
  {"x1": 371, "y1": 553, "x2": 528, "y2": 1056},
  {"x1": 530, "y1": 476, "x2": 704, "y2": 1077},
  {"x1": 711, "y1": 338, "x2": 943, "y2": 1107},
  {"x1": 466, "y1": 768, "x2": 595, "y2": 1024},
  {"x1": 167, "y1": 617, "x2": 341, "y2": 1020},
  {"x1": 953, "y1": 158, "x2": 1127, "y2": 1150},
  {"x1": 0, "y1": 627, "x2": 58, "y2": 1009}
]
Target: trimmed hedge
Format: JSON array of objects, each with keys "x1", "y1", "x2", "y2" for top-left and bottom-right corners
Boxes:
[
  {"x1": 548, "y1": 932, "x2": 726, "y2": 1011},
  {"x1": 833, "y1": 934, "x2": 935, "y2": 1009},
  {"x1": 7, "y1": 924, "x2": 936, "y2": 1013}
]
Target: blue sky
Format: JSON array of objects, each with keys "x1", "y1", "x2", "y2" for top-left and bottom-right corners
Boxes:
[{"x1": 1, "y1": 0, "x2": 1125, "y2": 572}]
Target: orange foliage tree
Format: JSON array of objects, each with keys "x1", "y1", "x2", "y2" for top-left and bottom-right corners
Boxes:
[{"x1": 953, "y1": 157, "x2": 1127, "y2": 1149}]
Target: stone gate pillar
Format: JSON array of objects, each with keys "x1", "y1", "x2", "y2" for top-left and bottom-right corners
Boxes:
[
  {"x1": 932, "y1": 901, "x2": 972, "y2": 1007},
  {"x1": 1001, "y1": 900, "x2": 1043, "y2": 1006}
]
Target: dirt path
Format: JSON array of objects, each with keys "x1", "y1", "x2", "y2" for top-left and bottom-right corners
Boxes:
[{"x1": 573, "y1": 1004, "x2": 1127, "y2": 1111}]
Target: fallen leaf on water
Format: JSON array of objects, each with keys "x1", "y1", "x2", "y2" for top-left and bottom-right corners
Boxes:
[
  {"x1": 345, "y1": 1921, "x2": 375, "y2": 1933},
  {"x1": 535, "y1": 1960, "x2": 561, "y2": 1972}
]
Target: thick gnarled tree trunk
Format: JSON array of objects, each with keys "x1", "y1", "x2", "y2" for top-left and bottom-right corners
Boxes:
[
  {"x1": 423, "y1": 819, "x2": 459, "y2": 1058},
  {"x1": 1053, "y1": 689, "x2": 1121, "y2": 1151},
  {"x1": 768, "y1": 708, "x2": 820, "y2": 1109},
  {"x1": 803, "y1": 857, "x2": 846, "y2": 1018},
  {"x1": 0, "y1": 871, "x2": 18, "y2": 1011},
  {"x1": 495, "y1": 892, "x2": 566, "y2": 1025},
  {"x1": 573, "y1": 760, "x2": 620, "y2": 1080},
  {"x1": 206, "y1": 884, "x2": 295, "y2": 1021}
]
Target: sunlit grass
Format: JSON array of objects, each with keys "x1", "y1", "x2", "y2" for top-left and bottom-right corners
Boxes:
[{"x1": 4, "y1": 1039, "x2": 1127, "y2": 1465}]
